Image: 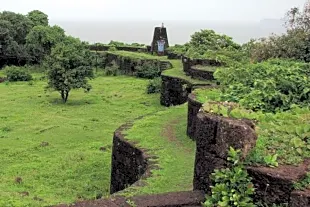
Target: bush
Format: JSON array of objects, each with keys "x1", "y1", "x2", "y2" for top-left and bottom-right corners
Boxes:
[
  {"x1": 203, "y1": 147, "x2": 255, "y2": 207},
  {"x1": 105, "y1": 60, "x2": 119, "y2": 76},
  {"x1": 146, "y1": 77, "x2": 161, "y2": 94},
  {"x1": 215, "y1": 59, "x2": 310, "y2": 112},
  {"x1": 4, "y1": 66, "x2": 33, "y2": 82},
  {"x1": 135, "y1": 62, "x2": 161, "y2": 79}
]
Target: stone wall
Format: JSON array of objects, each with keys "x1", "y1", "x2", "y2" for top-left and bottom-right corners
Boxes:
[
  {"x1": 188, "y1": 94, "x2": 310, "y2": 206},
  {"x1": 110, "y1": 122, "x2": 149, "y2": 194},
  {"x1": 88, "y1": 44, "x2": 148, "y2": 53},
  {"x1": 56, "y1": 191, "x2": 205, "y2": 207},
  {"x1": 160, "y1": 75, "x2": 192, "y2": 107},
  {"x1": 182, "y1": 56, "x2": 222, "y2": 81},
  {"x1": 193, "y1": 111, "x2": 257, "y2": 193},
  {"x1": 167, "y1": 52, "x2": 182, "y2": 60},
  {"x1": 187, "y1": 93, "x2": 203, "y2": 140},
  {"x1": 104, "y1": 53, "x2": 172, "y2": 76}
]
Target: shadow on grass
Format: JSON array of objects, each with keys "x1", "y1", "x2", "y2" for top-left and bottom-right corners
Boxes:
[{"x1": 48, "y1": 98, "x2": 95, "y2": 106}]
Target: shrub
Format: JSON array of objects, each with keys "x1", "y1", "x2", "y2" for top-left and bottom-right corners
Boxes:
[
  {"x1": 215, "y1": 59, "x2": 310, "y2": 112},
  {"x1": 135, "y1": 62, "x2": 161, "y2": 79},
  {"x1": 4, "y1": 66, "x2": 33, "y2": 82},
  {"x1": 146, "y1": 77, "x2": 161, "y2": 94},
  {"x1": 203, "y1": 147, "x2": 255, "y2": 207},
  {"x1": 105, "y1": 60, "x2": 119, "y2": 76}
]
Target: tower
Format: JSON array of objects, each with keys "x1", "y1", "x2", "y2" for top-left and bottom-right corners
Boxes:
[{"x1": 151, "y1": 23, "x2": 169, "y2": 55}]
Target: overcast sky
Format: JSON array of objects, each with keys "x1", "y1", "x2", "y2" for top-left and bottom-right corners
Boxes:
[{"x1": 0, "y1": 0, "x2": 307, "y2": 22}]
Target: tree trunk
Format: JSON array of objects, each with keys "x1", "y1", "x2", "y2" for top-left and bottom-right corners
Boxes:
[
  {"x1": 61, "y1": 90, "x2": 70, "y2": 103},
  {"x1": 64, "y1": 91, "x2": 69, "y2": 103}
]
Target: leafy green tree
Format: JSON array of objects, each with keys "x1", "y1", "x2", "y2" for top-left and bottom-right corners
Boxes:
[
  {"x1": 45, "y1": 36, "x2": 94, "y2": 103},
  {"x1": 27, "y1": 10, "x2": 48, "y2": 27},
  {"x1": 189, "y1": 29, "x2": 241, "y2": 54},
  {"x1": 0, "y1": 11, "x2": 33, "y2": 45},
  {"x1": 26, "y1": 25, "x2": 65, "y2": 63}
]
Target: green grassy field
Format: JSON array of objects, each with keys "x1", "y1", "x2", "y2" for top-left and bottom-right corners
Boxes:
[
  {"x1": 0, "y1": 76, "x2": 165, "y2": 207},
  {"x1": 119, "y1": 105, "x2": 196, "y2": 197}
]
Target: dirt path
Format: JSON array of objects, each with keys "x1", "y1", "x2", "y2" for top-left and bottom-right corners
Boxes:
[{"x1": 161, "y1": 117, "x2": 192, "y2": 153}]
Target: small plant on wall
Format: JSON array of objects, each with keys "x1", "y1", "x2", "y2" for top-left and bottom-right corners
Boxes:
[{"x1": 203, "y1": 147, "x2": 255, "y2": 207}]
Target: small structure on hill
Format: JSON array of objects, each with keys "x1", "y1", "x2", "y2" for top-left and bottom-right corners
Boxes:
[{"x1": 151, "y1": 23, "x2": 169, "y2": 55}]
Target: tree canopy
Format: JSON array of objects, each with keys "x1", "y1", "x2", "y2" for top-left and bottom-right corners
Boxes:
[{"x1": 45, "y1": 36, "x2": 94, "y2": 103}]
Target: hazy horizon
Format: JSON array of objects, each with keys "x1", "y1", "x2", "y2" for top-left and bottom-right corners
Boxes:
[{"x1": 49, "y1": 20, "x2": 287, "y2": 45}]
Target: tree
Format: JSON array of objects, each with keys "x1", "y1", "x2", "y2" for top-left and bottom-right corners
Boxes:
[
  {"x1": 0, "y1": 11, "x2": 33, "y2": 44},
  {"x1": 27, "y1": 10, "x2": 48, "y2": 27},
  {"x1": 45, "y1": 36, "x2": 94, "y2": 103},
  {"x1": 26, "y1": 25, "x2": 65, "y2": 63},
  {"x1": 189, "y1": 29, "x2": 241, "y2": 55}
]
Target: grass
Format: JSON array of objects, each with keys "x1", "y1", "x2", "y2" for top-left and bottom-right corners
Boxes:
[
  {"x1": 105, "y1": 51, "x2": 168, "y2": 61},
  {"x1": 192, "y1": 65, "x2": 217, "y2": 72},
  {"x1": 0, "y1": 75, "x2": 165, "y2": 207},
  {"x1": 162, "y1": 60, "x2": 216, "y2": 85},
  {"x1": 194, "y1": 88, "x2": 310, "y2": 167},
  {"x1": 119, "y1": 104, "x2": 196, "y2": 196}
]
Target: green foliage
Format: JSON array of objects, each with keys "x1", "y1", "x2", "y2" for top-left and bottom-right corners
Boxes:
[
  {"x1": 197, "y1": 89, "x2": 310, "y2": 166},
  {"x1": 27, "y1": 10, "x2": 49, "y2": 27},
  {"x1": 26, "y1": 25, "x2": 66, "y2": 63},
  {"x1": 214, "y1": 59, "x2": 310, "y2": 112},
  {"x1": 135, "y1": 62, "x2": 161, "y2": 79},
  {"x1": 189, "y1": 29, "x2": 241, "y2": 53},
  {"x1": 45, "y1": 36, "x2": 94, "y2": 103},
  {"x1": 4, "y1": 66, "x2": 33, "y2": 81},
  {"x1": 247, "y1": 3, "x2": 310, "y2": 63},
  {"x1": 294, "y1": 173, "x2": 310, "y2": 190},
  {"x1": 146, "y1": 77, "x2": 161, "y2": 94},
  {"x1": 105, "y1": 60, "x2": 119, "y2": 76},
  {"x1": 203, "y1": 147, "x2": 255, "y2": 207}
]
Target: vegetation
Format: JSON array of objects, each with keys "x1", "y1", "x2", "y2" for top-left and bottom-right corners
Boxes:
[
  {"x1": 195, "y1": 88, "x2": 310, "y2": 166},
  {"x1": 106, "y1": 50, "x2": 167, "y2": 60},
  {"x1": 214, "y1": 59, "x2": 310, "y2": 112},
  {"x1": 119, "y1": 105, "x2": 196, "y2": 197},
  {"x1": 146, "y1": 77, "x2": 161, "y2": 94},
  {"x1": 246, "y1": 2, "x2": 310, "y2": 63},
  {"x1": 4, "y1": 66, "x2": 33, "y2": 82},
  {"x1": 136, "y1": 62, "x2": 161, "y2": 79},
  {"x1": 45, "y1": 37, "x2": 94, "y2": 103},
  {"x1": 0, "y1": 75, "x2": 165, "y2": 206},
  {"x1": 203, "y1": 148, "x2": 255, "y2": 207},
  {"x1": 162, "y1": 60, "x2": 216, "y2": 85}
]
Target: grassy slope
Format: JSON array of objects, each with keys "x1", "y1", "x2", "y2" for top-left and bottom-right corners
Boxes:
[
  {"x1": 105, "y1": 51, "x2": 168, "y2": 60},
  {"x1": 120, "y1": 105, "x2": 196, "y2": 197},
  {"x1": 162, "y1": 60, "x2": 215, "y2": 85},
  {"x1": 0, "y1": 76, "x2": 164, "y2": 207}
]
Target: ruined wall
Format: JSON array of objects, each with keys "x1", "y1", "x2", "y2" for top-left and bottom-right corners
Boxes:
[
  {"x1": 104, "y1": 53, "x2": 172, "y2": 76},
  {"x1": 167, "y1": 52, "x2": 182, "y2": 60},
  {"x1": 56, "y1": 191, "x2": 205, "y2": 207},
  {"x1": 188, "y1": 95, "x2": 310, "y2": 206},
  {"x1": 88, "y1": 44, "x2": 148, "y2": 53},
  {"x1": 193, "y1": 111, "x2": 257, "y2": 193},
  {"x1": 160, "y1": 75, "x2": 193, "y2": 107},
  {"x1": 181, "y1": 56, "x2": 221, "y2": 81},
  {"x1": 110, "y1": 123, "x2": 149, "y2": 194},
  {"x1": 187, "y1": 93, "x2": 203, "y2": 140}
]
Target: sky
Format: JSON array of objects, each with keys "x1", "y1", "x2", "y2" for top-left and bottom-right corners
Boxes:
[{"x1": 0, "y1": 0, "x2": 307, "y2": 22}]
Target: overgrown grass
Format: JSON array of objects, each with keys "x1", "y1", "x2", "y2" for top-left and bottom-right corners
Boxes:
[
  {"x1": 0, "y1": 75, "x2": 165, "y2": 207},
  {"x1": 193, "y1": 65, "x2": 217, "y2": 72},
  {"x1": 119, "y1": 105, "x2": 196, "y2": 196},
  {"x1": 162, "y1": 60, "x2": 216, "y2": 85},
  {"x1": 105, "y1": 51, "x2": 168, "y2": 60},
  {"x1": 194, "y1": 88, "x2": 310, "y2": 166}
]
